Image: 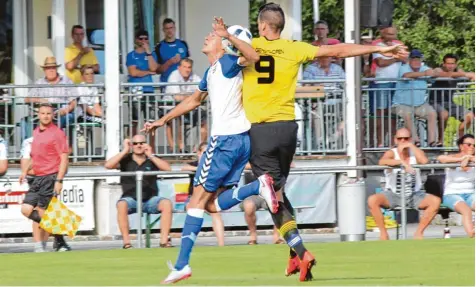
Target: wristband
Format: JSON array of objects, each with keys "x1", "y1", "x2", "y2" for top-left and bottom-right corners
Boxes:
[{"x1": 56, "y1": 179, "x2": 63, "y2": 183}]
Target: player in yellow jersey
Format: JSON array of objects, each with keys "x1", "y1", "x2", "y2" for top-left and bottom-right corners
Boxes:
[{"x1": 240, "y1": 2, "x2": 408, "y2": 282}]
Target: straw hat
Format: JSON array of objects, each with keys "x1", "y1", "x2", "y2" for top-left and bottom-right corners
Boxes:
[{"x1": 40, "y1": 56, "x2": 61, "y2": 68}]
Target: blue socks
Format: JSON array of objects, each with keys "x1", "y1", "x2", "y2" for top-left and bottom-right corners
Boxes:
[
  {"x1": 215, "y1": 180, "x2": 260, "y2": 211},
  {"x1": 175, "y1": 208, "x2": 204, "y2": 270}
]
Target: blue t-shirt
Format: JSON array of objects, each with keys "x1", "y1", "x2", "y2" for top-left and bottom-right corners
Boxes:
[
  {"x1": 393, "y1": 64, "x2": 430, "y2": 107},
  {"x1": 155, "y1": 39, "x2": 190, "y2": 82},
  {"x1": 126, "y1": 50, "x2": 158, "y2": 93}
]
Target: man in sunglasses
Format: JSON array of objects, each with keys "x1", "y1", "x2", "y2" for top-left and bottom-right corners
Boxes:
[
  {"x1": 104, "y1": 135, "x2": 173, "y2": 249},
  {"x1": 368, "y1": 128, "x2": 441, "y2": 240}
]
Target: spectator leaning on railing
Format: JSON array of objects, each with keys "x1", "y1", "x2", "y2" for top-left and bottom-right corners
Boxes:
[
  {"x1": 392, "y1": 49, "x2": 439, "y2": 147},
  {"x1": 368, "y1": 128, "x2": 441, "y2": 240},
  {"x1": 430, "y1": 54, "x2": 475, "y2": 139},
  {"x1": 104, "y1": 135, "x2": 173, "y2": 249},
  {"x1": 437, "y1": 134, "x2": 475, "y2": 238},
  {"x1": 26, "y1": 57, "x2": 78, "y2": 130}
]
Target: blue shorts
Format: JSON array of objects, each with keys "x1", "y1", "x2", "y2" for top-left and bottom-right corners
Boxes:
[
  {"x1": 194, "y1": 132, "x2": 250, "y2": 192},
  {"x1": 118, "y1": 196, "x2": 166, "y2": 214},
  {"x1": 369, "y1": 82, "x2": 395, "y2": 113},
  {"x1": 442, "y1": 193, "x2": 474, "y2": 211}
]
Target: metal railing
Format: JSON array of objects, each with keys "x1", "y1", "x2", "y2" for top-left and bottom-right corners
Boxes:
[
  {"x1": 39, "y1": 162, "x2": 469, "y2": 247},
  {"x1": 0, "y1": 83, "x2": 106, "y2": 161},
  {"x1": 362, "y1": 77, "x2": 475, "y2": 151}
]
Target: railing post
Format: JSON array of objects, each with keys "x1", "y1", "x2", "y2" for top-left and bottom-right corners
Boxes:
[
  {"x1": 400, "y1": 169, "x2": 407, "y2": 239},
  {"x1": 135, "y1": 171, "x2": 144, "y2": 248}
]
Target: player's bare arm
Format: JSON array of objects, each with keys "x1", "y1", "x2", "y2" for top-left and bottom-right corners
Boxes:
[
  {"x1": 54, "y1": 152, "x2": 69, "y2": 194},
  {"x1": 213, "y1": 17, "x2": 259, "y2": 66},
  {"x1": 142, "y1": 89, "x2": 208, "y2": 134},
  {"x1": 316, "y1": 43, "x2": 409, "y2": 61}
]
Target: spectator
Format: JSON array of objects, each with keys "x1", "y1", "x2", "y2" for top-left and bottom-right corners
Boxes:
[
  {"x1": 361, "y1": 35, "x2": 374, "y2": 77},
  {"x1": 126, "y1": 30, "x2": 160, "y2": 135},
  {"x1": 26, "y1": 56, "x2": 78, "y2": 130},
  {"x1": 155, "y1": 18, "x2": 190, "y2": 83},
  {"x1": 303, "y1": 56, "x2": 345, "y2": 81},
  {"x1": 239, "y1": 164, "x2": 284, "y2": 245},
  {"x1": 0, "y1": 136, "x2": 7, "y2": 175},
  {"x1": 370, "y1": 26, "x2": 405, "y2": 147},
  {"x1": 431, "y1": 54, "x2": 475, "y2": 139},
  {"x1": 312, "y1": 20, "x2": 341, "y2": 46},
  {"x1": 64, "y1": 25, "x2": 99, "y2": 83},
  {"x1": 181, "y1": 142, "x2": 224, "y2": 246},
  {"x1": 164, "y1": 58, "x2": 207, "y2": 152},
  {"x1": 392, "y1": 49, "x2": 438, "y2": 147},
  {"x1": 368, "y1": 128, "x2": 440, "y2": 240},
  {"x1": 77, "y1": 65, "x2": 103, "y2": 122},
  {"x1": 104, "y1": 135, "x2": 173, "y2": 249},
  {"x1": 437, "y1": 134, "x2": 475, "y2": 238}
]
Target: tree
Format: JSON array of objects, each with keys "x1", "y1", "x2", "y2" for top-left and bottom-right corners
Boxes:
[{"x1": 249, "y1": 0, "x2": 475, "y2": 71}]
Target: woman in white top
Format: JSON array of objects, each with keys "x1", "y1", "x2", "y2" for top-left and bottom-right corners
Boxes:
[
  {"x1": 437, "y1": 134, "x2": 475, "y2": 237},
  {"x1": 77, "y1": 65, "x2": 103, "y2": 121}
]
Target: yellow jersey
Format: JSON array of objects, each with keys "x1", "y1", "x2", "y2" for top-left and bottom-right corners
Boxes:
[
  {"x1": 64, "y1": 45, "x2": 99, "y2": 83},
  {"x1": 243, "y1": 37, "x2": 318, "y2": 123}
]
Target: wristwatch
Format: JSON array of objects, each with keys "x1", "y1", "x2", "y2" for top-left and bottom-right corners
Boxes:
[
  {"x1": 56, "y1": 179, "x2": 63, "y2": 183},
  {"x1": 146, "y1": 53, "x2": 152, "y2": 56}
]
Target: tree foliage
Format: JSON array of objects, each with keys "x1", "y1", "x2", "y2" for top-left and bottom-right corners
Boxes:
[{"x1": 249, "y1": 0, "x2": 475, "y2": 71}]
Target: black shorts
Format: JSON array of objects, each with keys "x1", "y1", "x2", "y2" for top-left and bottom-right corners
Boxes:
[
  {"x1": 249, "y1": 121, "x2": 298, "y2": 191},
  {"x1": 23, "y1": 174, "x2": 57, "y2": 209}
]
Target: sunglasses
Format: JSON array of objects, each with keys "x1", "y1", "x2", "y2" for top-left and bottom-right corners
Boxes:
[
  {"x1": 132, "y1": 142, "x2": 145, "y2": 146},
  {"x1": 138, "y1": 37, "x2": 148, "y2": 40},
  {"x1": 462, "y1": 142, "x2": 475, "y2": 147},
  {"x1": 396, "y1": 137, "x2": 410, "y2": 140}
]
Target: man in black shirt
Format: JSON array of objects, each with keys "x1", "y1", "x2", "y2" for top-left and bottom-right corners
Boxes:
[{"x1": 105, "y1": 135, "x2": 173, "y2": 249}]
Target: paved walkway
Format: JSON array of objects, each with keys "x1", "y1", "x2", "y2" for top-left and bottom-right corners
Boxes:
[{"x1": 0, "y1": 224, "x2": 467, "y2": 254}]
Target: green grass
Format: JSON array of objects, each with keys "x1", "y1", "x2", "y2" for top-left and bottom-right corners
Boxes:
[{"x1": 0, "y1": 238, "x2": 474, "y2": 286}]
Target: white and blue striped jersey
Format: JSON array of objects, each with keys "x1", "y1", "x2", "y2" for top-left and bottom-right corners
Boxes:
[{"x1": 198, "y1": 54, "x2": 251, "y2": 136}]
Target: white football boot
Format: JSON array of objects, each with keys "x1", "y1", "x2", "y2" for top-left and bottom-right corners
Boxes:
[
  {"x1": 161, "y1": 261, "x2": 192, "y2": 284},
  {"x1": 258, "y1": 174, "x2": 279, "y2": 213}
]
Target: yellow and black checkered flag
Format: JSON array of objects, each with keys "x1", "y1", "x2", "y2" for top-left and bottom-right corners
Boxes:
[{"x1": 39, "y1": 197, "x2": 82, "y2": 238}]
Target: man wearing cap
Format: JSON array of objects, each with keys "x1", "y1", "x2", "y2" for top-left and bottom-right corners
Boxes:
[
  {"x1": 65, "y1": 25, "x2": 99, "y2": 84},
  {"x1": 392, "y1": 49, "x2": 438, "y2": 147},
  {"x1": 26, "y1": 56, "x2": 78, "y2": 130}
]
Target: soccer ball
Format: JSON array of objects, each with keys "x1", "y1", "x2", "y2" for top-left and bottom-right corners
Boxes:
[{"x1": 222, "y1": 25, "x2": 253, "y2": 56}]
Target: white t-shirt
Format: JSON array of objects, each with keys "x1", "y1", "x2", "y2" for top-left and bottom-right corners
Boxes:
[
  {"x1": 164, "y1": 70, "x2": 201, "y2": 102},
  {"x1": 0, "y1": 138, "x2": 7, "y2": 160},
  {"x1": 198, "y1": 54, "x2": 250, "y2": 136},
  {"x1": 373, "y1": 42, "x2": 402, "y2": 83},
  {"x1": 20, "y1": 137, "x2": 33, "y2": 160}
]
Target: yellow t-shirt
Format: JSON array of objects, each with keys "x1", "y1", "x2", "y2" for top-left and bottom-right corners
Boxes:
[
  {"x1": 64, "y1": 45, "x2": 99, "y2": 83},
  {"x1": 243, "y1": 37, "x2": 318, "y2": 123}
]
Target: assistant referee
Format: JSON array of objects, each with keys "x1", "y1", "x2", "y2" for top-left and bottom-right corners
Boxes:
[{"x1": 20, "y1": 103, "x2": 71, "y2": 252}]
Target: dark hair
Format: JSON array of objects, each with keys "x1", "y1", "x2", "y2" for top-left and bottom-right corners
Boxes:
[
  {"x1": 179, "y1": 58, "x2": 193, "y2": 66},
  {"x1": 198, "y1": 142, "x2": 208, "y2": 152},
  {"x1": 71, "y1": 25, "x2": 84, "y2": 34},
  {"x1": 258, "y1": 2, "x2": 285, "y2": 32},
  {"x1": 163, "y1": 18, "x2": 175, "y2": 26},
  {"x1": 457, "y1": 134, "x2": 474, "y2": 148},
  {"x1": 315, "y1": 20, "x2": 329, "y2": 28},
  {"x1": 135, "y1": 30, "x2": 148, "y2": 39},
  {"x1": 443, "y1": 53, "x2": 459, "y2": 63}
]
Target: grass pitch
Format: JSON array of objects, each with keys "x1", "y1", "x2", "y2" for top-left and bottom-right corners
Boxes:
[{"x1": 0, "y1": 238, "x2": 473, "y2": 286}]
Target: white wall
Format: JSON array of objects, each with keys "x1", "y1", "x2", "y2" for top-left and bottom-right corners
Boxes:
[{"x1": 182, "y1": 0, "x2": 249, "y2": 76}]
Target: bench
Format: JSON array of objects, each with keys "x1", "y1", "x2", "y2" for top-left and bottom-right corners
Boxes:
[
  {"x1": 143, "y1": 205, "x2": 315, "y2": 248},
  {"x1": 389, "y1": 173, "x2": 450, "y2": 240}
]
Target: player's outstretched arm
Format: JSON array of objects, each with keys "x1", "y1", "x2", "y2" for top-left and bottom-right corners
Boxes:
[
  {"x1": 142, "y1": 90, "x2": 208, "y2": 135},
  {"x1": 316, "y1": 43, "x2": 409, "y2": 61},
  {"x1": 213, "y1": 17, "x2": 259, "y2": 66}
]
